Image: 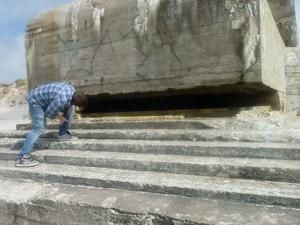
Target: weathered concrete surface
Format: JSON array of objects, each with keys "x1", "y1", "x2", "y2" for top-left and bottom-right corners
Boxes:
[
  {"x1": 1, "y1": 177, "x2": 299, "y2": 225},
  {"x1": 15, "y1": 111, "x2": 300, "y2": 130},
  {"x1": 1, "y1": 114, "x2": 300, "y2": 224},
  {"x1": 26, "y1": 0, "x2": 286, "y2": 104},
  {"x1": 2, "y1": 137, "x2": 300, "y2": 160},
  {"x1": 285, "y1": 48, "x2": 300, "y2": 112},
  {"x1": 1, "y1": 148, "x2": 300, "y2": 183},
  {"x1": 268, "y1": 0, "x2": 298, "y2": 47},
  {"x1": 0, "y1": 160, "x2": 300, "y2": 208},
  {"x1": 3, "y1": 128, "x2": 300, "y2": 143},
  {"x1": 259, "y1": 0, "x2": 286, "y2": 98}
]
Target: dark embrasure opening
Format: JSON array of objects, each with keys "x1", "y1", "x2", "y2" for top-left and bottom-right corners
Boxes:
[{"x1": 82, "y1": 89, "x2": 279, "y2": 114}]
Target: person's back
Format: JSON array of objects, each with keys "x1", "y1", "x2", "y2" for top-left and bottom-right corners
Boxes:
[
  {"x1": 27, "y1": 82, "x2": 75, "y2": 119},
  {"x1": 28, "y1": 82, "x2": 74, "y2": 105}
]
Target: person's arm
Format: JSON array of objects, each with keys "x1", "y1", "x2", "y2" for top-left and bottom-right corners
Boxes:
[
  {"x1": 58, "y1": 105, "x2": 74, "y2": 124},
  {"x1": 56, "y1": 112, "x2": 67, "y2": 124}
]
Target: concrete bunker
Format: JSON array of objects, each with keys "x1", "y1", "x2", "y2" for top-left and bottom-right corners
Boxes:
[{"x1": 25, "y1": 0, "x2": 291, "y2": 114}]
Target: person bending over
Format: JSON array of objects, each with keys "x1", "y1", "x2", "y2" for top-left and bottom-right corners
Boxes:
[{"x1": 15, "y1": 82, "x2": 87, "y2": 167}]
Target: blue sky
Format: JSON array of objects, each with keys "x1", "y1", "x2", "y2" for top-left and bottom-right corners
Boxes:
[
  {"x1": 0, "y1": 0, "x2": 71, "y2": 84},
  {"x1": 0, "y1": 1, "x2": 300, "y2": 84}
]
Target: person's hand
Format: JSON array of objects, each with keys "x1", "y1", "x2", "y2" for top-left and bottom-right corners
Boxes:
[
  {"x1": 67, "y1": 105, "x2": 74, "y2": 113},
  {"x1": 59, "y1": 115, "x2": 68, "y2": 124}
]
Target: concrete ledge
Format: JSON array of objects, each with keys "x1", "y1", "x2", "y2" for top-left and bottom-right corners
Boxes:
[
  {"x1": 0, "y1": 177, "x2": 299, "y2": 225},
  {"x1": 16, "y1": 120, "x2": 214, "y2": 131},
  {"x1": 0, "y1": 160, "x2": 299, "y2": 208},
  {"x1": 2, "y1": 128, "x2": 300, "y2": 143},
  {"x1": 15, "y1": 114, "x2": 300, "y2": 131},
  {"x1": 0, "y1": 149, "x2": 299, "y2": 183},
  {"x1": 1, "y1": 138, "x2": 300, "y2": 160}
]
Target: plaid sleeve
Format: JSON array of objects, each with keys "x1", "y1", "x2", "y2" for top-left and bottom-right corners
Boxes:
[{"x1": 45, "y1": 92, "x2": 69, "y2": 119}]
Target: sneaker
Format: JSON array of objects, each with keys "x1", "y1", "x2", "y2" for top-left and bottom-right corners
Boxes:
[
  {"x1": 57, "y1": 131, "x2": 78, "y2": 142},
  {"x1": 15, "y1": 155, "x2": 39, "y2": 167}
]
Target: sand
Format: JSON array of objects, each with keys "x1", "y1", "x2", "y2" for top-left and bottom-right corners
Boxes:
[{"x1": 0, "y1": 105, "x2": 29, "y2": 131}]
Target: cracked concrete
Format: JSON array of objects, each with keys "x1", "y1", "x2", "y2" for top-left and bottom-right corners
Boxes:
[
  {"x1": 225, "y1": 0, "x2": 260, "y2": 73},
  {"x1": 25, "y1": 0, "x2": 286, "y2": 110},
  {"x1": 0, "y1": 175, "x2": 299, "y2": 225}
]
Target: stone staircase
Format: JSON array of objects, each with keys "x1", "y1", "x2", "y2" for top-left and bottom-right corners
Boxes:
[{"x1": 0, "y1": 118, "x2": 300, "y2": 225}]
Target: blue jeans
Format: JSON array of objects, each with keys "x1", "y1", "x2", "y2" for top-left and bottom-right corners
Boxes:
[{"x1": 18, "y1": 103, "x2": 74, "y2": 158}]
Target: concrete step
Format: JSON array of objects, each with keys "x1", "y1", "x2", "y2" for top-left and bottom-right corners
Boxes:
[
  {"x1": 1, "y1": 149, "x2": 299, "y2": 183},
  {"x1": 16, "y1": 120, "x2": 214, "y2": 130},
  {"x1": 0, "y1": 160, "x2": 299, "y2": 208},
  {"x1": 15, "y1": 116, "x2": 291, "y2": 131},
  {"x1": 1, "y1": 128, "x2": 300, "y2": 143},
  {"x1": 1, "y1": 176, "x2": 299, "y2": 225},
  {"x1": 1, "y1": 138, "x2": 300, "y2": 160}
]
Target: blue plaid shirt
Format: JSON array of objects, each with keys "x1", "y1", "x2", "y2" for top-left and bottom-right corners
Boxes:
[{"x1": 27, "y1": 82, "x2": 75, "y2": 119}]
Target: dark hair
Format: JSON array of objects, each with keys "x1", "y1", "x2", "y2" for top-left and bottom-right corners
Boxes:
[{"x1": 72, "y1": 92, "x2": 88, "y2": 107}]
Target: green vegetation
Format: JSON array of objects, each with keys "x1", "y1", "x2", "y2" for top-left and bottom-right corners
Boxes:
[{"x1": 15, "y1": 79, "x2": 27, "y2": 87}]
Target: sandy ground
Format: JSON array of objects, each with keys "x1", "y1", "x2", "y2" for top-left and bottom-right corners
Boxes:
[
  {"x1": 0, "y1": 105, "x2": 29, "y2": 131},
  {"x1": 0, "y1": 82, "x2": 29, "y2": 131}
]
